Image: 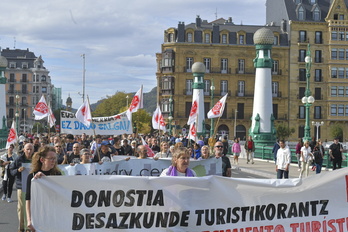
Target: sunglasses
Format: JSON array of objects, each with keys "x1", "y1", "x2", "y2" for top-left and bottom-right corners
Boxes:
[{"x1": 215, "y1": 146, "x2": 223, "y2": 148}]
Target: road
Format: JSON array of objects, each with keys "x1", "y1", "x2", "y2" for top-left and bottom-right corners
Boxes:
[{"x1": 0, "y1": 188, "x2": 18, "y2": 232}]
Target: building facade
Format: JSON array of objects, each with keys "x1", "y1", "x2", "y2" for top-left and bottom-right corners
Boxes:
[
  {"x1": 267, "y1": 0, "x2": 348, "y2": 141},
  {"x1": 157, "y1": 0, "x2": 348, "y2": 141},
  {"x1": 2, "y1": 48, "x2": 60, "y2": 133},
  {"x1": 156, "y1": 16, "x2": 289, "y2": 139}
]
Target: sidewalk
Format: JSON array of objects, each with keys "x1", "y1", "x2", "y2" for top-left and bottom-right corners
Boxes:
[{"x1": 228, "y1": 155, "x2": 329, "y2": 179}]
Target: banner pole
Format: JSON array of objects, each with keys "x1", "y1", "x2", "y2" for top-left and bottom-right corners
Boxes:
[{"x1": 87, "y1": 95, "x2": 100, "y2": 162}]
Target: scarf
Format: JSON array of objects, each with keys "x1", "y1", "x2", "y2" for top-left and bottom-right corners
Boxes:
[{"x1": 166, "y1": 165, "x2": 195, "y2": 177}]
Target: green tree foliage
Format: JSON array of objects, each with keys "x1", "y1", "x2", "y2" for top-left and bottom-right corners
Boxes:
[
  {"x1": 93, "y1": 91, "x2": 128, "y2": 117},
  {"x1": 275, "y1": 123, "x2": 295, "y2": 140},
  {"x1": 330, "y1": 123, "x2": 343, "y2": 141},
  {"x1": 132, "y1": 109, "x2": 152, "y2": 134}
]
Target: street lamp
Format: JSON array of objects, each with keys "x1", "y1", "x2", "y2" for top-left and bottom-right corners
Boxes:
[
  {"x1": 312, "y1": 121, "x2": 324, "y2": 141},
  {"x1": 302, "y1": 44, "x2": 315, "y2": 142},
  {"x1": 234, "y1": 109, "x2": 238, "y2": 138},
  {"x1": 210, "y1": 79, "x2": 215, "y2": 137},
  {"x1": 15, "y1": 95, "x2": 20, "y2": 133},
  {"x1": 168, "y1": 96, "x2": 173, "y2": 135},
  {"x1": 23, "y1": 108, "x2": 26, "y2": 134},
  {"x1": 126, "y1": 95, "x2": 129, "y2": 107}
]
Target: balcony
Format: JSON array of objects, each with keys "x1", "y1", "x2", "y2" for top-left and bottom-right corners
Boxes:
[
  {"x1": 297, "y1": 38, "x2": 309, "y2": 45},
  {"x1": 272, "y1": 92, "x2": 282, "y2": 98},
  {"x1": 235, "y1": 91, "x2": 254, "y2": 97},
  {"x1": 235, "y1": 68, "x2": 255, "y2": 75}
]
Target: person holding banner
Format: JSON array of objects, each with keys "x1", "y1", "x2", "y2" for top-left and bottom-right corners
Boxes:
[
  {"x1": 26, "y1": 146, "x2": 62, "y2": 232},
  {"x1": 197, "y1": 145, "x2": 211, "y2": 160},
  {"x1": 154, "y1": 141, "x2": 171, "y2": 158},
  {"x1": 214, "y1": 141, "x2": 232, "y2": 177},
  {"x1": 92, "y1": 141, "x2": 112, "y2": 164},
  {"x1": 9, "y1": 143, "x2": 34, "y2": 232},
  {"x1": 160, "y1": 147, "x2": 196, "y2": 177},
  {"x1": 63, "y1": 143, "x2": 81, "y2": 165}
]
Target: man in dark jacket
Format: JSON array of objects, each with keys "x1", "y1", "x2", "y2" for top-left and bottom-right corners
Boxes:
[
  {"x1": 9, "y1": 143, "x2": 34, "y2": 232},
  {"x1": 329, "y1": 137, "x2": 343, "y2": 170}
]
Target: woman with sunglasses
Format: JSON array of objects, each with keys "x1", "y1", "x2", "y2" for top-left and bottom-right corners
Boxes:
[{"x1": 26, "y1": 146, "x2": 62, "y2": 232}]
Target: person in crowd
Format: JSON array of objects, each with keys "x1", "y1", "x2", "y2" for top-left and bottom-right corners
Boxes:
[
  {"x1": 192, "y1": 143, "x2": 201, "y2": 160},
  {"x1": 313, "y1": 141, "x2": 325, "y2": 174},
  {"x1": 275, "y1": 140, "x2": 291, "y2": 179},
  {"x1": 92, "y1": 141, "x2": 113, "y2": 164},
  {"x1": 231, "y1": 138, "x2": 241, "y2": 165},
  {"x1": 214, "y1": 141, "x2": 232, "y2": 177},
  {"x1": 160, "y1": 147, "x2": 196, "y2": 177},
  {"x1": 222, "y1": 136, "x2": 229, "y2": 155},
  {"x1": 198, "y1": 145, "x2": 211, "y2": 160},
  {"x1": 131, "y1": 140, "x2": 138, "y2": 157},
  {"x1": 154, "y1": 141, "x2": 171, "y2": 158},
  {"x1": 80, "y1": 148, "x2": 92, "y2": 164},
  {"x1": 122, "y1": 139, "x2": 133, "y2": 156},
  {"x1": 113, "y1": 137, "x2": 124, "y2": 156},
  {"x1": 9, "y1": 143, "x2": 34, "y2": 232},
  {"x1": 137, "y1": 145, "x2": 149, "y2": 159},
  {"x1": 150, "y1": 138, "x2": 160, "y2": 153},
  {"x1": 329, "y1": 137, "x2": 343, "y2": 170},
  {"x1": 174, "y1": 142, "x2": 184, "y2": 150},
  {"x1": 90, "y1": 134, "x2": 102, "y2": 156},
  {"x1": 63, "y1": 143, "x2": 81, "y2": 165},
  {"x1": 169, "y1": 145, "x2": 175, "y2": 155},
  {"x1": 244, "y1": 136, "x2": 255, "y2": 164},
  {"x1": 1, "y1": 144, "x2": 18, "y2": 203},
  {"x1": 299, "y1": 141, "x2": 313, "y2": 178},
  {"x1": 54, "y1": 142, "x2": 66, "y2": 164},
  {"x1": 295, "y1": 138, "x2": 303, "y2": 171},
  {"x1": 272, "y1": 139, "x2": 280, "y2": 164},
  {"x1": 26, "y1": 146, "x2": 62, "y2": 232},
  {"x1": 65, "y1": 134, "x2": 77, "y2": 153},
  {"x1": 33, "y1": 137, "x2": 40, "y2": 153},
  {"x1": 81, "y1": 133, "x2": 91, "y2": 149}
]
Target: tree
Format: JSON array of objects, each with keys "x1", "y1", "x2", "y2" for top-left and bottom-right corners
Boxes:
[
  {"x1": 330, "y1": 122, "x2": 343, "y2": 141},
  {"x1": 93, "y1": 91, "x2": 129, "y2": 117},
  {"x1": 132, "y1": 109, "x2": 152, "y2": 134},
  {"x1": 275, "y1": 123, "x2": 295, "y2": 140}
]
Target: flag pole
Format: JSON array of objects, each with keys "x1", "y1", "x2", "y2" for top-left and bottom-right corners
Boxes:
[
  {"x1": 213, "y1": 116, "x2": 221, "y2": 140},
  {"x1": 87, "y1": 95, "x2": 100, "y2": 162}
]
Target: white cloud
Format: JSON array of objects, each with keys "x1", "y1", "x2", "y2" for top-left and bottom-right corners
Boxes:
[{"x1": 0, "y1": 0, "x2": 265, "y2": 108}]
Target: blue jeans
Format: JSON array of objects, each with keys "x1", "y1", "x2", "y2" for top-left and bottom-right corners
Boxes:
[
  {"x1": 315, "y1": 160, "x2": 323, "y2": 174},
  {"x1": 277, "y1": 169, "x2": 289, "y2": 179}
]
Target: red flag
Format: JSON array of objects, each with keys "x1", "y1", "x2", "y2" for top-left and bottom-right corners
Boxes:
[
  {"x1": 126, "y1": 86, "x2": 143, "y2": 120},
  {"x1": 188, "y1": 122, "x2": 197, "y2": 142},
  {"x1": 6, "y1": 121, "x2": 18, "y2": 149},
  {"x1": 152, "y1": 105, "x2": 166, "y2": 131},
  {"x1": 187, "y1": 91, "x2": 199, "y2": 125},
  {"x1": 207, "y1": 93, "x2": 228, "y2": 119},
  {"x1": 48, "y1": 107, "x2": 56, "y2": 127},
  {"x1": 75, "y1": 101, "x2": 92, "y2": 127},
  {"x1": 33, "y1": 95, "x2": 49, "y2": 120}
]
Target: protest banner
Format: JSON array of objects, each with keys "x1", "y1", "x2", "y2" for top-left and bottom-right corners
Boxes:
[
  {"x1": 60, "y1": 110, "x2": 132, "y2": 135},
  {"x1": 30, "y1": 168, "x2": 348, "y2": 231}
]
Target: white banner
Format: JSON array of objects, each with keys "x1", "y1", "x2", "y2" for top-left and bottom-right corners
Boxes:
[
  {"x1": 60, "y1": 111, "x2": 132, "y2": 135},
  {"x1": 31, "y1": 168, "x2": 348, "y2": 231}
]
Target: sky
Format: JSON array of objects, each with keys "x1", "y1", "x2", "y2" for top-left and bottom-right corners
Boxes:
[{"x1": 0, "y1": 0, "x2": 266, "y2": 108}]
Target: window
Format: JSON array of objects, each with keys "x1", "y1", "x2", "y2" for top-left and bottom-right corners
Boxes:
[
  {"x1": 299, "y1": 106, "x2": 305, "y2": 119},
  {"x1": 22, "y1": 84, "x2": 27, "y2": 94},
  {"x1": 9, "y1": 109, "x2": 14, "y2": 118},
  {"x1": 272, "y1": 60, "x2": 279, "y2": 74},
  {"x1": 168, "y1": 33, "x2": 174, "y2": 42},
  {"x1": 346, "y1": 49, "x2": 348, "y2": 60},
  {"x1": 310, "y1": 0, "x2": 316, "y2": 4},
  {"x1": 222, "y1": 34, "x2": 227, "y2": 44},
  {"x1": 339, "y1": 14, "x2": 344, "y2": 20},
  {"x1": 22, "y1": 74, "x2": 27, "y2": 82},
  {"x1": 237, "y1": 103, "x2": 244, "y2": 119},
  {"x1": 298, "y1": 7, "x2": 305, "y2": 20},
  {"x1": 331, "y1": 49, "x2": 337, "y2": 60},
  {"x1": 339, "y1": 49, "x2": 345, "y2": 60},
  {"x1": 272, "y1": 82, "x2": 279, "y2": 97},
  {"x1": 331, "y1": 86, "x2": 337, "y2": 97},
  {"x1": 186, "y1": 80, "x2": 193, "y2": 95},
  {"x1": 221, "y1": 80, "x2": 228, "y2": 95},
  {"x1": 186, "y1": 57, "x2": 193, "y2": 72},
  {"x1": 315, "y1": 31, "x2": 322, "y2": 44},
  {"x1": 315, "y1": 69, "x2": 322, "y2": 82},
  {"x1": 338, "y1": 86, "x2": 344, "y2": 96},
  {"x1": 331, "y1": 104, "x2": 337, "y2": 116},
  {"x1": 315, "y1": 50, "x2": 322, "y2": 63},
  {"x1": 203, "y1": 58, "x2": 211, "y2": 73},
  {"x1": 273, "y1": 36, "x2": 278, "y2": 45},
  {"x1": 299, "y1": 49, "x2": 306, "y2": 62},
  {"x1": 273, "y1": 104, "x2": 278, "y2": 119},
  {"x1": 41, "y1": 75, "x2": 46, "y2": 82},
  {"x1": 338, "y1": 104, "x2": 344, "y2": 116},
  {"x1": 22, "y1": 62, "x2": 28, "y2": 69},
  {"x1": 161, "y1": 100, "x2": 170, "y2": 113},
  {"x1": 22, "y1": 97, "x2": 27, "y2": 106},
  {"x1": 315, "y1": 88, "x2": 321, "y2": 99},
  {"x1": 239, "y1": 35, "x2": 244, "y2": 44},
  {"x1": 299, "y1": 87, "x2": 305, "y2": 99},
  {"x1": 238, "y1": 59, "x2": 245, "y2": 73},
  {"x1": 338, "y1": 68, "x2": 344, "y2": 78},
  {"x1": 299, "y1": 68, "x2": 306, "y2": 81},
  {"x1": 314, "y1": 106, "x2": 321, "y2": 119},
  {"x1": 331, "y1": 67, "x2": 337, "y2": 78},
  {"x1": 9, "y1": 84, "x2": 14, "y2": 93},
  {"x1": 204, "y1": 80, "x2": 211, "y2": 96},
  {"x1": 187, "y1": 33, "x2": 193, "y2": 42},
  {"x1": 162, "y1": 77, "x2": 172, "y2": 90},
  {"x1": 299, "y1": 31, "x2": 307, "y2": 42},
  {"x1": 339, "y1": 31, "x2": 345, "y2": 41},
  {"x1": 9, "y1": 62, "x2": 16, "y2": 68},
  {"x1": 9, "y1": 96, "x2": 14, "y2": 105},
  {"x1": 298, "y1": 126, "x2": 305, "y2": 138},
  {"x1": 9, "y1": 73, "x2": 15, "y2": 82},
  {"x1": 313, "y1": 8, "x2": 320, "y2": 21},
  {"x1": 238, "y1": 81, "x2": 245, "y2": 96},
  {"x1": 221, "y1": 58, "x2": 228, "y2": 74},
  {"x1": 204, "y1": 33, "x2": 210, "y2": 43},
  {"x1": 331, "y1": 31, "x2": 337, "y2": 41}
]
